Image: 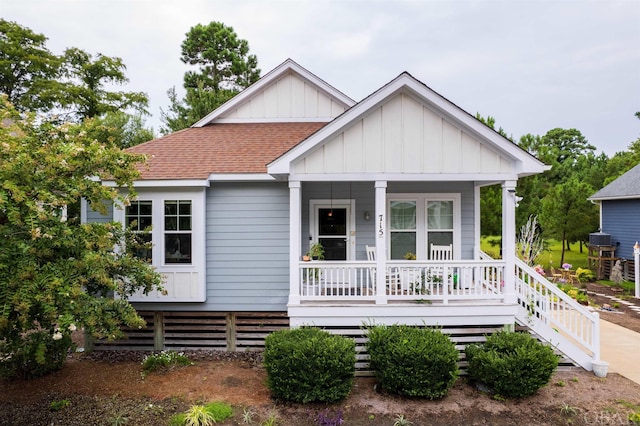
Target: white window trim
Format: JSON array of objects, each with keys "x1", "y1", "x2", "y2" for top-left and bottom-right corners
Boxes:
[
  {"x1": 309, "y1": 199, "x2": 356, "y2": 261},
  {"x1": 387, "y1": 193, "x2": 461, "y2": 260},
  {"x1": 114, "y1": 188, "x2": 206, "y2": 302}
]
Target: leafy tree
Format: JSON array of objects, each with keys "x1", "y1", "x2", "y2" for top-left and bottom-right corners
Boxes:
[
  {"x1": 97, "y1": 111, "x2": 155, "y2": 149},
  {"x1": 161, "y1": 21, "x2": 260, "y2": 133},
  {"x1": 0, "y1": 18, "x2": 61, "y2": 112},
  {"x1": 539, "y1": 176, "x2": 598, "y2": 264},
  {"x1": 475, "y1": 114, "x2": 509, "y2": 236},
  {"x1": 1, "y1": 20, "x2": 148, "y2": 123},
  {"x1": 55, "y1": 47, "x2": 148, "y2": 121},
  {"x1": 181, "y1": 21, "x2": 260, "y2": 93},
  {"x1": 0, "y1": 99, "x2": 162, "y2": 378}
]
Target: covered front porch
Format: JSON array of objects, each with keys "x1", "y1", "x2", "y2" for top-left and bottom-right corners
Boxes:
[{"x1": 286, "y1": 179, "x2": 519, "y2": 315}]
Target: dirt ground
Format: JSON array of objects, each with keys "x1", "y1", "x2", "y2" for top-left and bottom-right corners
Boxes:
[{"x1": 1, "y1": 282, "x2": 639, "y2": 426}]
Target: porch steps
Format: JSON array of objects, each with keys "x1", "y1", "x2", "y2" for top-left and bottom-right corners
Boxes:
[{"x1": 515, "y1": 323, "x2": 580, "y2": 370}]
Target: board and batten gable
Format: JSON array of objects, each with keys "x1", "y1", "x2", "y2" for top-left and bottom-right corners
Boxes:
[
  {"x1": 601, "y1": 199, "x2": 640, "y2": 260},
  {"x1": 220, "y1": 73, "x2": 348, "y2": 121},
  {"x1": 292, "y1": 92, "x2": 513, "y2": 175}
]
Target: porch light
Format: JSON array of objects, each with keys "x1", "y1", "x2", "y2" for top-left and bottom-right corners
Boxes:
[{"x1": 364, "y1": 211, "x2": 370, "y2": 220}]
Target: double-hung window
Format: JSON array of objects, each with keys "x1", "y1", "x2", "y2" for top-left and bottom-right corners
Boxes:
[
  {"x1": 125, "y1": 200, "x2": 153, "y2": 262},
  {"x1": 164, "y1": 200, "x2": 192, "y2": 264},
  {"x1": 388, "y1": 194, "x2": 460, "y2": 260},
  {"x1": 389, "y1": 201, "x2": 417, "y2": 259}
]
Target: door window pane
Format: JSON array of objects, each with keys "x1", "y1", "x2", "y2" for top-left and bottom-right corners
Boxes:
[{"x1": 319, "y1": 208, "x2": 346, "y2": 235}]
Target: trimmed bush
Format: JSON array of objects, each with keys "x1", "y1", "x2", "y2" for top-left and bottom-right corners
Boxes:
[
  {"x1": 365, "y1": 325, "x2": 459, "y2": 399},
  {"x1": 263, "y1": 327, "x2": 356, "y2": 403},
  {"x1": 465, "y1": 330, "x2": 559, "y2": 398}
]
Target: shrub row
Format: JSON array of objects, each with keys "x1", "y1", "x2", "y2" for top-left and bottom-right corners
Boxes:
[{"x1": 263, "y1": 326, "x2": 559, "y2": 403}]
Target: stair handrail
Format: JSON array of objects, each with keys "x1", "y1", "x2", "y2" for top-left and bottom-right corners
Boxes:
[{"x1": 514, "y1": 258, "x2": 601, "y2": 368}]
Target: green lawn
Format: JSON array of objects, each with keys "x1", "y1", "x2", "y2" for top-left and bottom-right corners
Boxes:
[{"x1": 480, "y1": 236, "x2": 589, "y2": 270}]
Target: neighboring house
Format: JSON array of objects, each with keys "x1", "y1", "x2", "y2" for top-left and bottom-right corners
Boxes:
[
  {"x1": 86, "y1": 59, "x2": 602, "y2": 372},
  {"x1": 589, "y1": 163, "x2": 640, "y2": 271}
]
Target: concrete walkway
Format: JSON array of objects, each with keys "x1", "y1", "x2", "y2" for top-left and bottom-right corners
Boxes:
[{"x1": 600, "y1": 319, "x2": 640, "y2": 384}]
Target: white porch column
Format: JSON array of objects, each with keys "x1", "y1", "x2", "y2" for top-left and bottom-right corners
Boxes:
[
  {"x1": 502, "y1": 180, "x2": 517, "y2": 304},
  {"x1": 288, "y1": 181, "x2": 302, "y2": 305},
  {"x1": 375, "y1": 180, "x2": 388, "y2": 304}
]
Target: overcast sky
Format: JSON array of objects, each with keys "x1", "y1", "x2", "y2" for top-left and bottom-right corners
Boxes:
[{"x1": 3, "y1": 0, "x2": 639, "y2": 155}]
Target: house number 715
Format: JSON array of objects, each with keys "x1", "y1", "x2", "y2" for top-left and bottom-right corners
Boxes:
[{"x1": 378, "y1": 214, "x2": 384, "y2": 237}]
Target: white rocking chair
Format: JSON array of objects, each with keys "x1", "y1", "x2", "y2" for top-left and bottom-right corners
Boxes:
[{"x1": 366, "y1": 245, "x2": 401, "y2": 292}]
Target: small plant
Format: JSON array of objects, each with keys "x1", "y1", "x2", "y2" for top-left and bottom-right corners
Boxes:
[
  {"x1": 141, "y1": 350, "x2": 193, "y2": 378},
  {"x1": 570, "y1": 377, "x2": 579, "y2": 383},
  {"x1": 242, "y1": 407, "x2": 254, "y2": 424},
  {"x1": 560, "y1": 402, "x2": 578, "y2": 417},
  {"x1": 555, "y1": 380, "x2": 566, "y2": 387},
  {"x1": 49, "y1": 399, "x2": 70, "y2": 411},
  {"x1": 404, "y1": 252, "x2": 416, "y2": 260},
  {"x1": 575, "y1": 267, "x2": 595, "y2": 282},
  {"x1": 629, "y1": 411, "x2": 640, "y2": 425},
  {"x1": 184, "y1": 405, "x2": 214, "y2": 426},
  {"x1": 465, "y1": 331, "x2": 559, "y2": 398},
  {"x1": 315, "y1": 408, "x2": 344, "y2": 426},
  {"x1": 170, "y1": 401, "x2": 233, "y2": 426},
  {"x1": 307, "y1": 242, "x2": 325, "y2": 260},
  {"x1": 260, "y1": 411, "x2": 278, "y2": 426},
  {"x1": 393, "y1": 414, "x2": 413, "y2": 426},
  {"x1": 110, "y1": 413, "x2": 129, "y2": 426}
]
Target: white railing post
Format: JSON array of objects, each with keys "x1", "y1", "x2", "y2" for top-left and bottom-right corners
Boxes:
[
  {"x1": 289, "y1": 181, "x2": 301, "y2": 305},
  {"x1": 502, "y1": 180, "x2": 517, "y2": 304},
  {"x1": 375, "y1": 181, "x2": 388, "y2": 304},
  {"x1": 634, "y1": 242, "x2": 640, "y2": 299}
]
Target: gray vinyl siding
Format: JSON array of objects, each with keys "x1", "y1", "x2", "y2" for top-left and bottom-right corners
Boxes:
[
  {"x1": 85, "y1": 200, "x2": 113, "y2": 223},
  {"x1": 387, "y1": 181, "x2": 475, "y2": 260},
  {"x1": 302, "y1": 181, "x2": 475, "y2": 260},
  {"x1": 601, "y1": 199, "x2": 640, "y2": 260},
  {"x1": 205, "y1": 182, "x2": 290, "y2": 311},
  {"x1": 301, "y1": 182, "x2": 375, "y2": 260}
]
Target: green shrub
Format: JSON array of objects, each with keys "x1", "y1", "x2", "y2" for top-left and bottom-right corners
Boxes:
[
  {"x1": 0, "y1": 330, "x2": 74, "y2": 379},
  {"x1": 465, "y1": 331, "x2": 558, "y2": 398},
  {"x1": 141, "y1": 350, "x2": 193, "y2": 378},
  {"x1": 263, "y1": 327, "x2": 356, "y2": 403},
  {"x1": 576, "y1": 268, "x2": 595, "y2": 282},
  {"x1": 365, "y1": 325, "x2": 459, "y2": 399}
]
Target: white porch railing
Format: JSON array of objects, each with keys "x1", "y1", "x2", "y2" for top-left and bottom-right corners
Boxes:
[
  {"x1": 514, "y1": 259, "x2": 601, "y2": 370},
  {"x1": 298, "y1": 260, "x2": 505, "y2": 303}
]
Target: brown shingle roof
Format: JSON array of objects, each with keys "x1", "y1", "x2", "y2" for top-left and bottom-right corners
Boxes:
[{"x1": 127, "y1": 122, "x2": 325, "y2": 180}]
